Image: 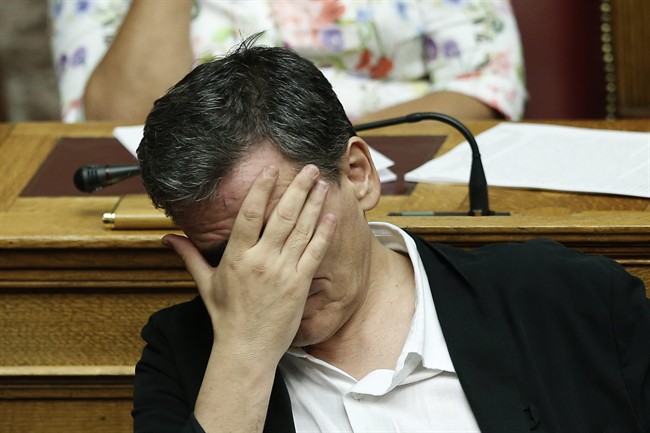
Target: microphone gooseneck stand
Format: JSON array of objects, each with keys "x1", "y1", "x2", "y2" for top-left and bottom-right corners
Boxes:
[{"x1": 355, "y1": 112, "x2": 507, "y2": 216}]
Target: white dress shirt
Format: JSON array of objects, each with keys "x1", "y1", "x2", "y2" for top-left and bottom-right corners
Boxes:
[{"x1": 279, "y1": 222, "x2": 481, "y2": 432}]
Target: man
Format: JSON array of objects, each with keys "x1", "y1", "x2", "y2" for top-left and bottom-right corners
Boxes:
[{"x1": 134, "y1": 37, "x2": 649, "y2": 433}]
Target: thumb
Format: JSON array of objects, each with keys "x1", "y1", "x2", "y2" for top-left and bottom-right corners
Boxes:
[{"x1": 162, "y1": 234, "x2": 213, "y2": 290}]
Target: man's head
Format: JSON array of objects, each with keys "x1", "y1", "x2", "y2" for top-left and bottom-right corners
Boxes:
[
  {"x1": 138, "y1": 37, "x2": 386, "y2": 349},
  {"x1": 138, "y1": 35, "x2": 356, "y2": 224}
]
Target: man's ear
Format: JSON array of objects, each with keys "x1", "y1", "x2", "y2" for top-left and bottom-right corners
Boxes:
[{"x1": 343, "y1": 136, "x2": 381, "y2": 211}]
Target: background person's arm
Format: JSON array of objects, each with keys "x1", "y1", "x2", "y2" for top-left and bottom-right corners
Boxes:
[
  {"x1": 417, "y1": 0, "x2": 526, "y2": 121},
  {"x1": 83, "y1": 0, "x2": 194, "y2": 122},
  {"x1": 357, "y1": 90, "x2": 500, "y2": 123}
]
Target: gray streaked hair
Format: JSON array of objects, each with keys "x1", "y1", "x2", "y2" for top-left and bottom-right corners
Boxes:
[{"x1": 137, "y1": 34, "x2": 355, "y2": 223}]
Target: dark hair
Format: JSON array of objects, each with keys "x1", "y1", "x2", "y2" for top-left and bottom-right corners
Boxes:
[{"x1": 137, "y1": 34, "x2": 355, "y2": 222}]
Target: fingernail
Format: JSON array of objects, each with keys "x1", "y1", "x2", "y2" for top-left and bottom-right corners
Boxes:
[
  {"x1": 315, "y1": 179, "x2": 328, "y2": 192},
  {"x1": 304, "y1": 164, "x2": 319, "y2": 178},
  {"x1": 161, "y1": 238, "x2": 172, "y2": 248},
  {"x1": 264, "y1": 166, "x2": 279, "y2": 178}
]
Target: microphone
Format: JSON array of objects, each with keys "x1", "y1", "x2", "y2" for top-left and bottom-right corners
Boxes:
[
  {"x1": 73, "y1": 164, "x2": 141, "y2": 193},
  {"x1": 354, "y1": 112, "x2": 506, "y2": 216},
  {"x1": 73, "y1": 113, "x2": 506, "y2": 216}
]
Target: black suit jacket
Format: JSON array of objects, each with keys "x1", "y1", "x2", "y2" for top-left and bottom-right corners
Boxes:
[{"x1": 133, "y1": 237, "x2": 650, "y2": 433}]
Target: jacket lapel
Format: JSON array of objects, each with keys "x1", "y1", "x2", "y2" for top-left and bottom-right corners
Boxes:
[
  {"x1": 264, "y1": 369, "x2": 296, "y2": 433},
  {"x1": 415, "y1": 236, "x2": 533, "y2": 431}
]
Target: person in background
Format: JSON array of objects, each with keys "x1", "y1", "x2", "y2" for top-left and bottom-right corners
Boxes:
[
  {"x1": 133, "y1": 36, "x2": 649, "y2": 433},
  {"x1": 48, "y1": 0, "x2": 526, "y2": 124}
]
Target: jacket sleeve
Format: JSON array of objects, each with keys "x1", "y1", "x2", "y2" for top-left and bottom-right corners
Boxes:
[
  {"x1": 608, "y1": 258, "x2": 650, "y2": 429},
  {"x1": 183, "y1": 414, "x2": 207, "y2": 433},
  {"x1": 132, "y1": 311, "x2": 202, "y2": 433}
]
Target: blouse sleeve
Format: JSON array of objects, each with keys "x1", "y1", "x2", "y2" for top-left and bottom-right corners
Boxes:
[
  {"x1": 419, "y1": 0, "x2": 527, "y2": 120},
  {"x1": 47, "y1": 0, "x2": 129, "y2": 122}
]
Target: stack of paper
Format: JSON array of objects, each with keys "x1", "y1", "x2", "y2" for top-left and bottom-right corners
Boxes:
[{"x1": 404, "y1": 123, "x2": 650, "y2": 198}]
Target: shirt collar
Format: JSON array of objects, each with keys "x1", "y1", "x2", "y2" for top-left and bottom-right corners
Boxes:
[
  {"x1": 369, "y1": 222, "x2": 456, "y2": 374},
  {"x1": 286, "y1": 222, "x2": 455, "y2": 375}
]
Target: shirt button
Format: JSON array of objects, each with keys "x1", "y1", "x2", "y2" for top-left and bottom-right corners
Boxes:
[{"x1": 351, "y1": 393, "x2": 363, "y2": 401}]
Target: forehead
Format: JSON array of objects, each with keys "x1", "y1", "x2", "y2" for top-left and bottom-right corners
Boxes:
[
  {"x1": 221, "y1": 143, "x2": 299, "y2": 207},
  {"x1": 180, "y1": 144, "x2": 300, "y2": 250}
]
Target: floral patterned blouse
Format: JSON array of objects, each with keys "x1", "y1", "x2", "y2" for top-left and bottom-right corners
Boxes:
[{"x1": 48, "y1": 0, "x2": 526, "y2": 123}]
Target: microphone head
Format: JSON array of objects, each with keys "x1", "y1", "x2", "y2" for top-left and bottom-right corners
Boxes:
[
  {"x1": 73, "y1": 165, "x2": 102, "y2": 193},
  {"x1": 73, "y1": 164, "x2": 141, "y2": 193}
]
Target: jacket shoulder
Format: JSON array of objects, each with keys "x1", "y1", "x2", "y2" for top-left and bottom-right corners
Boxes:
[
  {"x1": 423, "y1": 237, "x2": 615, "y2": 279},
  {"x1": 412, "y1": 235, "x2": 634, "y2": 304}
]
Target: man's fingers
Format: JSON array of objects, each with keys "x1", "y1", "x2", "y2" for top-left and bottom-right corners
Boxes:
[
  {"x1": 228, "y1": 165, "x2": 279, "y2": 251},
  {"x1": 280, "y1": 179, "x2": 329, "y2": 261},
  {"x1": 297, "y1": 213, "x2": 338, "y2": 275},
  {"x1": 262, "y1": 164, "x2": 320, "y2": 248}
]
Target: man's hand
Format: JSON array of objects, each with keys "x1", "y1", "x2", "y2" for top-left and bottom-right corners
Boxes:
[
  {"x1": 163, "y1": 164, "x2": 338, "y2": 363},
  {"x1": 162, "y1": 164, "x2": 338, "y2": 431}
]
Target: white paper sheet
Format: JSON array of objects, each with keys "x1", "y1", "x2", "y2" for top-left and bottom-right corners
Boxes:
[
  {"x1": 113, "y1": 125, "x2": 397, "y2": 183},
  {"x1": 112, "y1": 125, "x2": 144, "y2": 157},
  {"x1": 368, "y1": 147, "x2": 397, "y2": 183},
  {"x1": 404, "y1": 123, "x2": 650, "y2": 198}
]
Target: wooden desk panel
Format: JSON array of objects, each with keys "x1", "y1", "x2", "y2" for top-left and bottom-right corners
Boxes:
[
  {"x1": 0, "y1": 122, "x2": 126, "y2": 211},
  {"x1": 399, "y1": 183, "x2": 650, "y2": 217},
  {"x1": 1, "y1": 120, "x2": 648, "y2": 433},
  {"x1": 0, "y1": 123, "x2": 13, "y2": 143},
  {"x1": 1, "y1": 399, "x2": 133, "y2": 433}
]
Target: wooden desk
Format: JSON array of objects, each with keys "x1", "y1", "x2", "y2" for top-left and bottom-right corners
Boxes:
[{"x1": 1, "y1": 120, "x2": 649, "y2": 432}]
